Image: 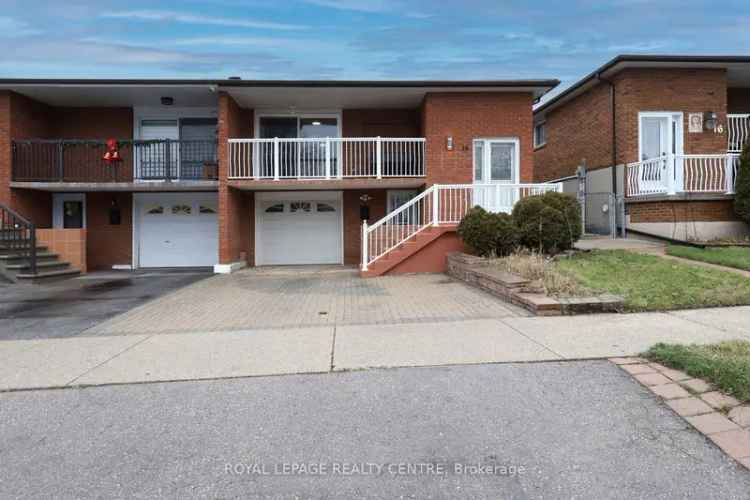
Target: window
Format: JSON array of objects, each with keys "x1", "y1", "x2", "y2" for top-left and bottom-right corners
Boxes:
[
  {"x1": 316, "y1": 203, "x2": 336, "y2": 212},
  {"x1": 146, "y1": 205, "x2": 164, "y2": 215},
  {"x1": 171, "y1": 204, "x2": 192, "y2": 215},
  {"x1": 265, "y1": 203, "x2": 284, "y2": 213},
  {"x1": 290, "y1": 202, "x2": 312, "y2": 213},
  {"x1": 533, "y1": 122, "x2": 546, "y2": 148}
]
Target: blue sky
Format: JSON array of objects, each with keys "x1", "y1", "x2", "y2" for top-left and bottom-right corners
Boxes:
[{"x1": 1, "y1": 0, "x2": 748, "y2": 97}]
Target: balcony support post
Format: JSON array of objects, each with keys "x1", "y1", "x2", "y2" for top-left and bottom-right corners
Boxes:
[
  {"x1": 273, "y1": 137, "x2": 280, "y2": 181},
  {"x1": 376, "y1": 136, "x2": 382, "y2": 179},
  {"x1": 325, "y1": 138, "x2": 331, "y2": 180}
]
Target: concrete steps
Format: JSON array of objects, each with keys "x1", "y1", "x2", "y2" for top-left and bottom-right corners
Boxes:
[{"x1": 0, "y1": 243, "x2": 80, "y2": 284}]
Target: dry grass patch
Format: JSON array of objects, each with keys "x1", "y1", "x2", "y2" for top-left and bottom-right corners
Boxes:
[{"x1": 494, "y1": 251, "x2": 590, "y2": 298}]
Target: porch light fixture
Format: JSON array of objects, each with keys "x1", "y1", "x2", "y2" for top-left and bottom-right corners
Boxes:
[
  {"x1": 160, "y1": 96, "x2": 174, "y2": 106},
  {"x1": 447, "y1": 136, "x2": 454, "y2": 151},
  {"x1": 703, "y1": 111, "x2": 718, "y2": 131}
]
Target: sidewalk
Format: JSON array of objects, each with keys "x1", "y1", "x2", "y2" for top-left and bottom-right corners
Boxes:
[{"x1": 2, "y1": 306, "x2": 750, "y2": 391}]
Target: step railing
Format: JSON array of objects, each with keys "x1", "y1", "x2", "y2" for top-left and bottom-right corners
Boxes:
[
  {"x1": 728, "y1": 114, "x2": 750, "y2": 153},
  {"x1": 0, "y1": 203, "x2": 36, "y2": 275},
  {"x1": 228, "y1": 137, "x2": 426, "y2": 180},
  {"x1": 626, "y1": 154, "x2": 740, "y2": 197},
  {"x1": 361, "y1": 183, "x2": 562, "y2": 271}
]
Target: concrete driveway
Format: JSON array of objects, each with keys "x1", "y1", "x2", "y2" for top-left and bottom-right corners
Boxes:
[
  {"x1": 0, "y1": 270, "x2": 211, "y2": 341},
  {"x1": 2, "y1": 361, "x2": 749, "y2": 499},
  {"x1": 84, "y1": 267, "x2": 528, "y2": 336}
]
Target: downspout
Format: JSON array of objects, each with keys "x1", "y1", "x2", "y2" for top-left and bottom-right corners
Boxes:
[{"x1": 596, "y1": 72, "x2": 617, "y2": 196}]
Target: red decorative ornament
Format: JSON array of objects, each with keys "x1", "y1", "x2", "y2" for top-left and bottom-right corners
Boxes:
[{"x1": 102, "y1": 138, "x2": 123, "y2": 163}]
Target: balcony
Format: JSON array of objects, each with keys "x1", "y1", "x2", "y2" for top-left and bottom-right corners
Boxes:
[
  {"x1": 12, "y1": 139, "x2": 218, "y2": 186},
  {"x1": 626, "y1": 154, "x2": 741, "y2": 197},
  {"x1": 228, "y1": 137, "x2": 425, "y2": 181},
  {"x1": 728, "y1": 114, "x2": 750, "y2": 153}
]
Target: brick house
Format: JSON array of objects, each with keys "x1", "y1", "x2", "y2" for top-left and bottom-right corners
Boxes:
[
  {"x1": 0, "y1": 77, "x2": 559, "y2": 281},
  {"x1": 533, "y1": 55, "x2": 750, "y2": 241}
]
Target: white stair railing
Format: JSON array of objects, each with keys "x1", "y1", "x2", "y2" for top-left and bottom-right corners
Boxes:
[{"x1": 361, "y1": 183, "x2": 562, "y2": 271}]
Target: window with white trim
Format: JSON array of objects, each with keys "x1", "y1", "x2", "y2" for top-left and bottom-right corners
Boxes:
[{"x1": 533, "y1": 122, "x2": 546, "y2": 148}]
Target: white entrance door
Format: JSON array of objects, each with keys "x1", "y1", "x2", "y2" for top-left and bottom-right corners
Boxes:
[
  {"x1": 639, "y1": 113, "x2": 683, "y2": 192},
  {"x1": 139, "y1": 120, "x2": 180, "y2": 179},
  {"x1": 473, "y1": 138, "x2": 519, "y2": 212},
  {"x1": 136, "y1": 193, "x2": 218, "y2": 268},
  {"x1": 257, "y1": 193, "x2": 342, "y2": 265}
]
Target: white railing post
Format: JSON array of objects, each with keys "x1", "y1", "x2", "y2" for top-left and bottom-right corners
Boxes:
[
  {"x1": 273, "y1": 137, "x2": 280, "y2": 181},
  {"x1": 325, "y1": 138, "x2": 331, "y2": 180},
  {"x1": 361, "y1": 221, "x2": 369, "y2": 272},
  {"x1": 432, "y1": 186, "x2": 439, "y2": 225},
  {"x1": 726, "y1": 154, "x2": 736, "y2": 195},
  {"x1": 666, "y1": 154, "x2": 676, "y2": 195},
  {"x1": 376, "y1": 136, "x2": 382, "y2": 179},
  {"x1": 336, "y1": 140, "x2": 343, "y2": 179}
]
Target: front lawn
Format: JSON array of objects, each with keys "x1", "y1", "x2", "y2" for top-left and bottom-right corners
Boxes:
[
  {"x1": 554, "y1": 250, "x2": 750, "y2": 312},
  {"x1": 666, "y1": 245, "x2": 750, "y2": 271},
  {"x1": 645, "y1": 341, "x2": 750, "y2": 403}
]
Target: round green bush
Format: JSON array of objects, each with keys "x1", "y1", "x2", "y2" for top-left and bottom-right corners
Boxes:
[
  {"x1": 734, "y1": 142, "x2": 750, "y2": 224},
  {"x1": 457, "y1": 206, "x2": 519, "y2": 257},
  {"x1": 512, "y1": 191, "x2": 582, "y2": 254}
]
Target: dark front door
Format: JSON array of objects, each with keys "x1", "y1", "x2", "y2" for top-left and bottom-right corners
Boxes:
[{"x1": 63, "y1": 201, "x2": 83, "y2": 229}]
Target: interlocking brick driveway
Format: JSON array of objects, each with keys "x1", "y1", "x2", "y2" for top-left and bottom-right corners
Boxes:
[{"x1": 85, "y1": 267, "x2": 527, "y2": 335}]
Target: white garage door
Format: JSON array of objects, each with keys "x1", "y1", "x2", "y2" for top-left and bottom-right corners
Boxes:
[
  {"x1": 258, "y1": 196, "x2": 342, "y2": 265},
  {"x1": 136, "y1": 193, "x2": 218, "y2": 268}
]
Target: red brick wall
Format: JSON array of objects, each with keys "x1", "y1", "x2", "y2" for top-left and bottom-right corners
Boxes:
[
  {"x1": 615, "y1": 68, "x2": 727, "y2": 165},
  {"x1": 629, "y1": 199, "x2": 737, "y2": 223},
  {"x1": 86, "y1": 192, "x2": 133, "y2": 270},
  {"x1": 342, "y1": 109, "x2": 420, "y2": 137},
  {"x1": 728, "y1": 88, "x2": 750, "y2": 114},
  {"x1": 534, "y1": 82, "x2": 614, "y2": 181},
  {"x1": 422, "y1": 92, "x2": 534, "y2": 185},
  {"x1": 343, "y1": 189, "x2": 387, "y2": 265},
  {"x1": 51, "y1": 107, "x2": 133, "y2": 139},
  {"x1": 535, "y1": 68, "x2": 730, "y2": 183},
  {"x1": 218, "y1": 92, "x2": 254, "y2": 264}
]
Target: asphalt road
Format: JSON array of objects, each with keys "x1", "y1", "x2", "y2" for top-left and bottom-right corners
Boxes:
[
  {"x1": 1, "y1": 361, "x2": 749, "y2": 499},
  {"x1": 0, "y1": 270, "x2": 210, "y2": 340}
]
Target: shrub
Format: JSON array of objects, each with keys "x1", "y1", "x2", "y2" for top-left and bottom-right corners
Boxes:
[
  {"x1": 512, "y1": 191, "x2": 582, "y2": 254},
  {"x1": 734, "y1": 142, "x2": 750, "y2": 224},
  {"x1": 457, "y1": 206, "x2": 518, "y2": 257}
]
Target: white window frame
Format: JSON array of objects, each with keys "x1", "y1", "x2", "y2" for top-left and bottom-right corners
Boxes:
[
  {"x1": 53, "y1": 193, "x2": 86, "y2": 229},
  {"x1": 472, "y1": 137, "x2": 521, "y2": 184},
  {"x1": 533, "y1": 121, "x2": 546, "y2": 149}
]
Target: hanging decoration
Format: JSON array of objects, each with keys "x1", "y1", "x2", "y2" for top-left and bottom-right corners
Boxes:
[{"x1": 102, "y1": 138, "x2": 123, "y2": 163}]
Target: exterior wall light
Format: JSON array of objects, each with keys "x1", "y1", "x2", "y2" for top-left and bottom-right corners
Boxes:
[
  {"x1": 446, "y1": 136, "x2": 453, "y2": 151},
  {"x1": 161, "y1": 96, "x2": 174, "y2": 106},
  {"x1": 703, "y1": 111, "x2": 718, "y2": 131}
]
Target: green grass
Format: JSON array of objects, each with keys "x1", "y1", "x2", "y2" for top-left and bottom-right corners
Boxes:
[
  {"x1": 554, "y1": 250, "x2": 750, "y2": 312},
  {"x1": 645, "y1": 341, "x2": 750, "y2": 403},
  {"x1": 667, "y1": 244, "x2": 750, "y2": 271}
]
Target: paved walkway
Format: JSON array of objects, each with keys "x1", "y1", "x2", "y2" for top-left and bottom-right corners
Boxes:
[
  {"x1": 2, "y1": 306, "x2": 750, "y2": 391},
  {"x1": 84, "y1": 268, "x2": 527, "y2": 335}
]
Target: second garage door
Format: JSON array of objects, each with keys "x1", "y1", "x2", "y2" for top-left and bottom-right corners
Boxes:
[{"x1": 257, "y1": 194, "x2": 342, "y2": 266}]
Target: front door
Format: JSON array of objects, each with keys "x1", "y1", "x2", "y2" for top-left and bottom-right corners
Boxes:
[
  {"x1": 139, "y1": 120, "x2": 180, "y2": 179},
  {"x1": 639, "y1": 113, "x2": 683, "y2": 192},
  {"x1": 473, "y1": 138, "x2": 519, "y2": 212}
]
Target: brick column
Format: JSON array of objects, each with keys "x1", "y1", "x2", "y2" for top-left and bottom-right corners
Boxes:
[{"x1": 217, "y1": 92, "x2": 253, "y2": 266}]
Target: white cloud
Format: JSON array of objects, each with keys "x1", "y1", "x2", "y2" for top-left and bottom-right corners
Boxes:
[
  {"x1": 172, "y1": 36, "x2": 338, "y2": 52},
  {"x1": 0, "y1": 16, "x2": 41, "y2": 37},
  {"x1": 102, "y1": 10, "x2": 308, "y2": 30}
]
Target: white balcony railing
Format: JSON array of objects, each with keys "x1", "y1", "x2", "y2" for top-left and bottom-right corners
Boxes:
[
  {"x1": 626, "y1": 154, "x2": 741, "y2": 197},
  {"x1": 728, "y1": 114, "x2": 750, "y2": 153},
  {"x1": 361, "y1": 183, "x2": 562, "y2": 270},
  {"x1": 227, "y1": 137, "x2": 425, "y2": 180}
]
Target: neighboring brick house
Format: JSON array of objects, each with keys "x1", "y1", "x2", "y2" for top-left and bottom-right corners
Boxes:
[
  {"x1": 533, "y1": 55, "x2": 750, "y2": 241},
  {"x1": 0, "y1": 77, "x2": 558, "y2": 280}
]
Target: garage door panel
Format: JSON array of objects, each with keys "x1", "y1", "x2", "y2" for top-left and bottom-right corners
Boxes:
[
  {"x1": 258, "y1": 198, "x2": 341, "y2": 266},
  {"x1": 137, "y1": 193, "x2": 218, "y2": 268}
]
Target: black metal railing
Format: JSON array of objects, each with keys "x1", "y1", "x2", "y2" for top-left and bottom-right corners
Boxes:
[
  {"x1": 0, "y1": 203, "x2": 36, "y2": 275},
  {"x1": 12, "y1": 139, "x2": 218, "y2": 183}
]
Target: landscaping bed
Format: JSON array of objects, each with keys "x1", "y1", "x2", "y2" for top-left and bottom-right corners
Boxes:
[
  {"x1": 666, "y1": 245, "x2": 750, "y2": 271},
  {"x1": 645, "y1": 341, "x2": 750, "y2": 404}
]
